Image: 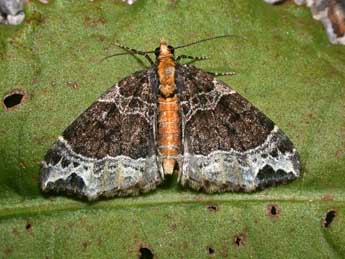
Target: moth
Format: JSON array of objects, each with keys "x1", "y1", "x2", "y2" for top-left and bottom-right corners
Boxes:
[{"x1": 40, "y1": 36, "x2": 301, "y2": 200}]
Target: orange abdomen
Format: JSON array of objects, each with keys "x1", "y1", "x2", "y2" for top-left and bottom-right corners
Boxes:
[{"x1": 158, "y1": 96, "x2": 181, "y2": 174}]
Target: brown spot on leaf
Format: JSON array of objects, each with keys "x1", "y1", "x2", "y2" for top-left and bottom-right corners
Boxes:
[
  {"x1": 219, "y1": 243, "x2": 228, "y2": 258},
  {"x1": 170, "y1": 223, "x2": 177, "y2": 231},
  {"x1": 25, "y1": 10, "x2": 45, "y2": 25},
  {"x1": 82, "y1": 240, "x2": 91, "y2": 250},
  {"x1": 2, "y1": 88, "x2": 29, "y2": 112},
  {"x1": 300, "y1": 112, "x2": 316, "y2": 125},
  {"x1": 180, "y1": 240, "x2": 189, "y2": 251},
  {"x1": 12, "y1": 228, "x2": 19, "y2": 236},
  {"x1": 233, "y1": 232, "x2": 247, "y2": 247},
  {"x1": 321, "y1": 194, "x2": 334, "y2": 201},
  {"x1": 287, "y1": 122, "x2": 296, "y2": 129},
  {"x1": 192, "y1": 195, "x2": 203, "y2": 202},
  {"x1": 98, "y1": 35, "x2": 106, "y2": 42},
  {"x1": 32, "y1": 78, "x2": 40, "y2": 85},
  {"x1": 4, "y1": 247, "x2": 13, "y2": 256},
  {"x1": 335, "y1": 149, "x2": 343, "y2": 158},
  {"x1": 84, "y1": 16, "x2": 106, "y2": 27}
]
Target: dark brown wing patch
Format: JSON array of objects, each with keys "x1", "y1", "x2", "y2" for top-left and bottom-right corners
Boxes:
[{"x1": 62, "y1": 99, "x2": 152, "y2": 160}]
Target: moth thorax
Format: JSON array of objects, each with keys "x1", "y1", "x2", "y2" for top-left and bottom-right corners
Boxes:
[
  {"x1": 158, "y1": 53, "x2": 176, "y2": 98},
  {"x1": 159, "y1": 65, "x2": 176, "y2": 97}
]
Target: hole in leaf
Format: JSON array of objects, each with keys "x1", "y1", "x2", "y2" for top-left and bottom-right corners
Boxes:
[
  {"x1": 4, "y1": 93, "x2": 23, "y2": 108},
  {"x1": 233, "y1": 233, "x2": 246, "y2": 247},
  {"x1": 270, "y1": 206, "x2": 277, "y2": 215},
  {"x1": 2, "y1": 88, "x2": 28, "y2": 111},
  {"x1": 207, "y1": 204, "x2": 219, "y2": 212},
  {"x1": 271, "y1": 0, "x2": 286, "y2": 5},
  {"x1": 267, "y1": 204, "x2": 280, "y2": 218},
  {"x1": 324, "y1": 209, "x2": 336, "y2": 228},
  {"x1": 26, "y1": 223, "x2": 32, "y2": 230},
  {"x1": 139, "y1": 247, "x2": 154, "y2": 259},
  {"x1": 207, "y1": 246, "x2": 215, "y2": 255}
]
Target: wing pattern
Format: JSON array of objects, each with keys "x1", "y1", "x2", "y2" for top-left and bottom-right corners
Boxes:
[
  {"x1": 40, "y1": 63, "x2": 301, "y2": 200},
  {"x1": 40, "y1": 68, "x2": 163, "y2": 200},
  {"x1": 176, "y1": 64, "x2": 301, "y2": 192}
]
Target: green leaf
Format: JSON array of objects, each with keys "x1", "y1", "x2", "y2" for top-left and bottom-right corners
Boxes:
[{"x1": 0, "y1": 0, "x2": 344, "y2": 258}]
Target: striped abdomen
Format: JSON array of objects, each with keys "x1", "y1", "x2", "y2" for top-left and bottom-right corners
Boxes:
[{"x1": 158, "y1": 96, "x2": 181, "y2": 174}]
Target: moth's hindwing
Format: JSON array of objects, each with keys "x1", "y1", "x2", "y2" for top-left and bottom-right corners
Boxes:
[
  {"x1": 40, "y1": 68, "x2": 163, "y2": 200},
  {"x1": 176, "y1": 65, "x2": 301, "y2": 192}
]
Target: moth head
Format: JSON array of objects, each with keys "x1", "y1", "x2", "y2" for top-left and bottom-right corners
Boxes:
[{"x1": 155, "y1": 39, "x2": 174, "y2": 58}]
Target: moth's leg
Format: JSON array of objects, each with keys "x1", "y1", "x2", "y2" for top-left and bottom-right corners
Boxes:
[
  {"x1": 207, "y1": 71, "x2": 236, "y2": 76},
  {"x1": 176, "y1": 55, "x2": 209, "y2": 62},
  {"x1": 114, "y1": 42, "x2": 154, "y2": 65}
]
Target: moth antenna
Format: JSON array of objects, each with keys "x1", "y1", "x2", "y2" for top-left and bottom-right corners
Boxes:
[
  {"x1": 100, "y1": 35, "x2": 243, "y2": 63},
  {"x1": 174, "y1": 34, "x2": 244, "y2": 50},
  {"x1": 99, "y1": 42, "x2": 155, "y2": 64},
  {"x1": 99, "y1": 52, "x2": 135, "y2": 63}
]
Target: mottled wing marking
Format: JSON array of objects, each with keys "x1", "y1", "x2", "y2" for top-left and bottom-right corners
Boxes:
[
  {"x1": 176, "y1": 64, "x2": 301, "y2": 192},
  {"x1": 98, "y1": 83, "x2": 156, "y2": 122},
  {"x1": 179, "y1": 78, "x2": 236, "y2": 122},
  {"x1": 40, "y1": 68, "x2": 163, "y2": 200}
]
